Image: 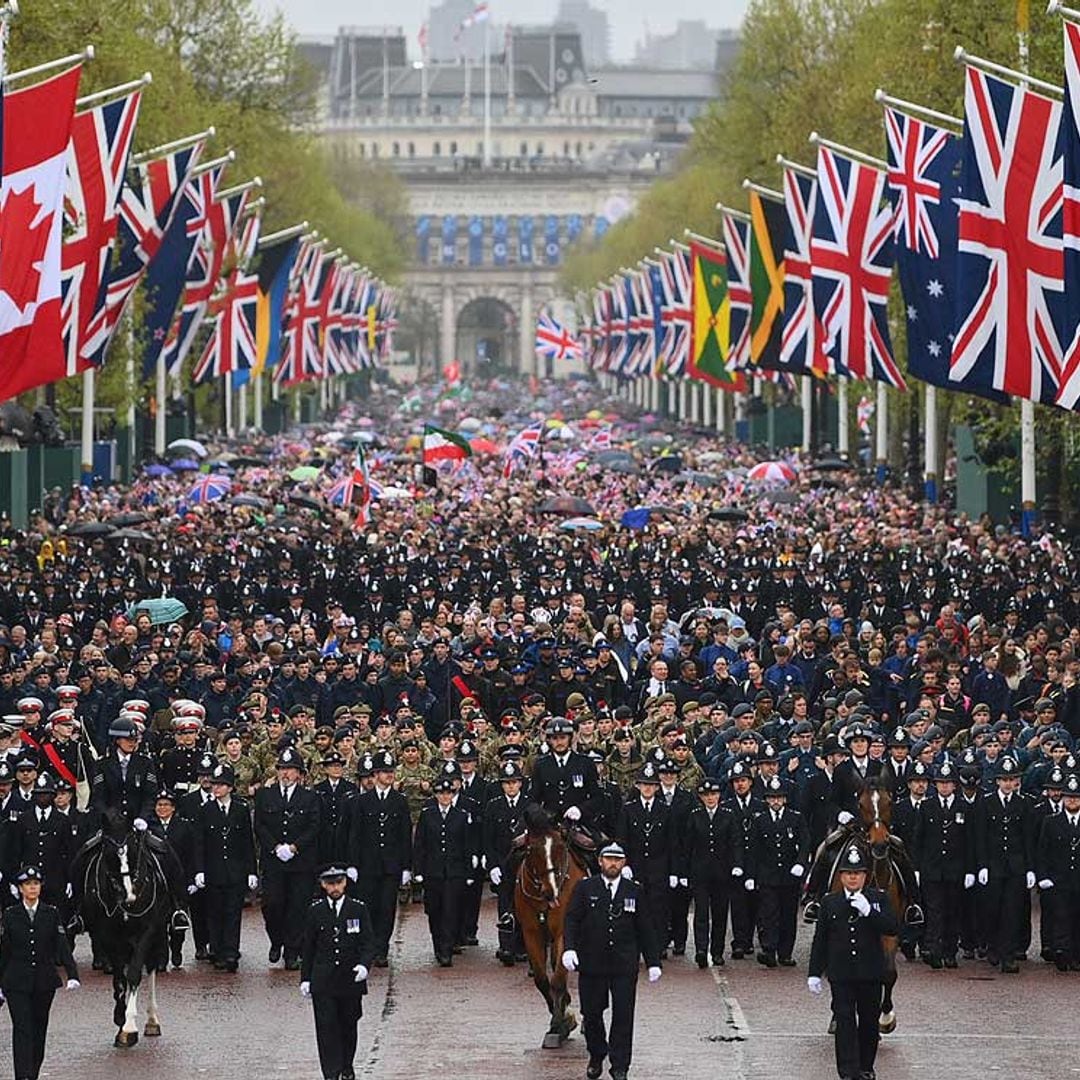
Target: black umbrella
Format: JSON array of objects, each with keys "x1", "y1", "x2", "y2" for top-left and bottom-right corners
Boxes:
[
  {"x1": 650, "y1": 454, "x2": 684, "y2": 474},
  {"x1": 227, "y1": 456, "x2": 271, "y2": 469},
  {"x1": 707, "y1": 507, "x2": 750, "y2": 523},
  {"x1": 763, "y1": 489, "x2": 800, "y2": 504},
  {"x1": 539, "y1": 495, "x2": 597, "y2": 516},
  {"x1": 68, "y1": 521, "x2": 113, "y2": 536},
  {"x1": 593, "y1": 450, "x2": 635, "y2": 464},
  {"x1": 107, "y1": 512, "x2": 150, "y2": 527},
  {"x1": 106, "y1": 528, "x2": 155, "y2": 542},
  {"x1": 679, "y1": 471, "x2": 724, "y2": 488},
  {"x1": 813, "y1": 458, "x2": 853, "y2": 472},
  {"x1": 289, "y1": 493, "x2": 324, "y2": 512},
  {"x1": 231, "y1": 494, "x2": 270, "y2": 509}
]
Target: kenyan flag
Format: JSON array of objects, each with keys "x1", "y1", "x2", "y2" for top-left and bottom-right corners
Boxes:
[{"x1": 423, "y1": 424, "x2": 473, "y2": 464}]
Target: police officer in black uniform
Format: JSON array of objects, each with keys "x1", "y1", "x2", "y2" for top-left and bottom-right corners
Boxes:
[
  {"x1": 342, "y1": 750, "x2": 412, "y2": 967},
  {"x1": 482, "y1": 759, "x2": 528, "y2": 964},
  {"x1": 412, "y1": 775, "x2": 475, "y2": 966},
  {"x1": 300, "y1": 865, "x2": 376, "y2": 1080},
  {"x1": 313, "y1": 750, "x2": 357, "y2": 865},
  {"x1": 192, "y1": 763, "x2": 257, "y2": 971},
  {"x1": 807, "y1": 844, "x2": 899, "y2": 1080},
  {"x1": 1035, "y1": 771, "x2": 1080, "y2": 970},
  {"x1": 562, "y1": 842, "x2": 662, "y2": 1080},
  {"x1": 724, "y1": 759, "x2": 765, "y2": 957},
  {"x1": 0, "y1": 866, "x2": 80, "y2": 1080},
  {"x1": 529, "y1": 716, "x2": 601, "y2": 829}
]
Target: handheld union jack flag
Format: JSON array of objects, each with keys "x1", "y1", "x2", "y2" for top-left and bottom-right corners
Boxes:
[
  {"x1": 61, "y1": 89, "x2": 143, "y2": 377},
  {"x1": 722, "y1": 212, "x2": 752, "y2": 371},
  {"x1": 503, "y1": 423, "x2": 544, "y2": 477},
  {"x1": 535, "y1": 311, "x2": 583, "y2": 361},
  {"x1": 1057, "y1": 21, "x2": 1080, "y2": 409},
  {"x1": 81, "y1": 137, "x2": 205, "y2": 367},
  {"x1": 951, "y1": 67, "x2": 1063, "y2": 404},
  {"x1": 811, "y1": 144, "x2": 905, "y2": 389}
]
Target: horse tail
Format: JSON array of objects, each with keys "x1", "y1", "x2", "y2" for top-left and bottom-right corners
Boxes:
[{"x1": 525, "y1": 802, "x2": 553, "y2": 836}]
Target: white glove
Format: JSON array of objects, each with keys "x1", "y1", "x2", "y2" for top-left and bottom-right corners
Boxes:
[
  {"x1": 133, "y1": 817, "x2": 148, "y2": 832},
  {"x1": 914, "y1": 870, "x2": 921, "y2": 886},
  {"x1": 247, "y1": 875, "x2": 259, "y2": 890},
  {"x1": 790, "y1": 863, "x2": 805, "y2": 878},
  {"x1": 489, "y1": 867, "x2": 503, "y2": 886},
  {"x1": 561, "y1": 949, "x2": 579, "y2": 971},
  {"x1": 731, "y1": 866, "x2": 744, "y2": 878},
  {"x1": 621, "y1": 866, "x2": 633, "y2": 880},
  {"x1": 65, "y1": 882, "x2": 73, "y2": 899},
  {"x1": 466, "y1": 879, "x2": 474, "y2": 886},
  {"x1": 744, "y1": 879, "x2": 755, "y2": 891},
  {"x1": 194, "y1": 872, "x2": 206, "y2": 890},
  {"x1": 187, "y1": 884, "x2": 198, "y2": 895},
  {"x1": 837, "y1": 811, "x2": 854, "y2": 825},
  {"x1": 353, "y1": 963, "x2": 368, "y2": 982},
  {"x1": 647, "y1": 966, "x2": 662, "y2": 983},
  {"x1": 275, "y1": 843, "x2": 294, "y2": 862},
  {"x1": 401, "y1": 870, "x2": 412, "y2": 886},
  {"x1": 807, "y1": 976, "x2": 823, "y2": 995},
  {"x1": 472, "y1": 855, "x2": 479, "y2": 869},
  {"x1": 963, "y1": 873, "x2": 975, "y2": 890},
  {"x1": 66, "y1": 979, "x2": 80, "y2": 990},
  {"x1": 0, "y1": 990, "x2": 5, "y2": 1004},
  {"x1": 300, "y1": 981, "x2": 311, "y2": 998},
  {"x1": 1026, "y1": 871, "x2": 1036, "y2": 890},
  {"x1": 346, "y1": 867, "x2": 359, "y2": 882},
  {"x1": 849, "y1": 891, "x2": 871, "y2": 917},
  {"x1": 1039, "y1": 878, "x2": 1054, "y2": 889},
  {"x1": 668, "y1": 875, "x2": 679, "y2": 889},
  {"x1": 564, "y1": 806, "x2": 582, "y2": 822},
  {"x1": 679, "y1": 877, "x2": 688, "y2": 887},
  {"x1": 978, "y1": 868, "x2": 989, "y2": 886},
  {"x1": 9, "y1": 884, "x2": 18, "y2": 899},
  {"x1": 414, "y1": 874, "x2": 423, "y2": 884}
]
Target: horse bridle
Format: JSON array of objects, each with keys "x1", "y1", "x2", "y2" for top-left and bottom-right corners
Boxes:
[
  {"x1": 518, "y1": 833, "x2": 571, "y2": 908},
  {"x1": 94, "y1": 833, "x2": 159, "y2": 920}
]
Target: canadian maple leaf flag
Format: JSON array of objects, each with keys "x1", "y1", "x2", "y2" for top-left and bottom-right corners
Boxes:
[{"x1": 0, "y1": 66, "x2": 81, "y2": 400}]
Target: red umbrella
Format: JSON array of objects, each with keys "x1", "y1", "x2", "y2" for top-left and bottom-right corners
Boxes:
[{"x1": 468, "y1": 436, "x2": 500, "y2": 454}]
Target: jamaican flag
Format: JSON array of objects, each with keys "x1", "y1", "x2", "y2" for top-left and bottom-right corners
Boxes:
[
  {"x1": 689, "y1": 241, "x2": 736, "y2": 387},
  {"x1": 748, "y1": 189, "x2": 786, "y2": 369}
]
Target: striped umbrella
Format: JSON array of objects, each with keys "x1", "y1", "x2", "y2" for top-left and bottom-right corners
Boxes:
[
  {"x1": 747, "y1": 461, "x2": 797, "y2": 484},
  {"x1": 187, "y1": 474, "x2": 232, "y2": 503}
]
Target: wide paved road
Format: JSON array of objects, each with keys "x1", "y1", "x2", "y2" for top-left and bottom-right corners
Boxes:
[{"x1": 24, "y1": 896, "x2": 1068, "y2": 1079}]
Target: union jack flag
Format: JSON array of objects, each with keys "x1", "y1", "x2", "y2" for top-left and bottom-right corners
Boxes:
[
  {"x1": 192, "y1": 266, "x2": 259, "y2": 384},
  {"x1": 503, "y1": 423, "x2": 543, "y2": 477},
  {"x1": 1057, "y1": 21, "x2": 1080, "y2": 409},
  {"x1": 81, "y1": 138, "x2": 204, "y2": 366},
  {"x1": 780, "y1": 165, "x2": 829, "y2": 375},
  {"x1": 586, "y1": 427, "x2": 613, "y2": 451},
  {"x1": 722, "y1": 212, "x2": 752, "y2": 371},
  {"x1": 626, "y1": 270, "x2": 654, "y2": 376},
  {"x1": 607, "y1": 281, "x2": 629, "y2": 375},
  {"x1": 589, "y1": 288, "x2": 609, "y2": 369},
  {"x1": 657, "y1": 248, "x2": 691, "y2": 379},
  {"x1": 61, "y1": 90, "x2": 142, "y2": 377},
  {"x1": 535, "y1": 310, "x2": 583, "y2": 361},
  {"x1": 951, "y1": 67, "x2": 1063, "y2": 404},
  {"x1": 811, "y1": 145, "x2": 906, "y2": 389},
  {"x1": 276, "y1": 240, "x2": 325, "y2": 386}
]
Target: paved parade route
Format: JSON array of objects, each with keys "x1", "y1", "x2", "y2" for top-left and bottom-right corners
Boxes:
[{"x1": 19, "y1": 898, "x2": 1071, "y2": 1080}]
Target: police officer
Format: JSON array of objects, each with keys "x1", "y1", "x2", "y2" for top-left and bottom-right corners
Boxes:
[
  {"x1": 747, "y1": 775, "x2": 809, "y2": 967},
  {"x1": 682, "y1": 778, "x2": 744, "y2": 967},
  {"x1": 1036, "y1": 771, "x2": 1080, "y2": 970},
  {"x1": 11, "y1": 775, "x2": 72, "y2": 920},
  {"x1": 529, "y1": 716, "x2": 601, "y2": 829},
  {"x1": 312, "y1": 750, "x2": 357, "y2": 865},
  {"x1": 342, "y1": 750, "x2": 412, "y2": 967},
  {"x1": 807, "y1": 845, "x2": 899, "y2": 1080},
  {"x1": 192, "y1": 763, "x2": 257, "y2": 972},
  {"x1": 89, "y1": 716, "x2": 158, "y2": 826},
  {"x1": 412, "y1": 775, "x2": 475, "y2": 966},
  {"x1": 562, "y1": 842, "x2": 662, "y2": 1080},
  {"x1": 254, "y1": 746, "x2": 322, "y2": 969},
  {"x1": 148, "y1": 789, "x2": 195, "y2": 969},
  {"x1": 0, "y1": 866, "x2": 80, "y2": 1080},
  {"x1": 482, "y1": 759, "x2": 528, "y2": 964},
  {"x1": 723, "y1": 759, "x2": 764, "y2": 958},
  {"x1": 300, "y1": 865, "x2": 376, "y2": 1080}
]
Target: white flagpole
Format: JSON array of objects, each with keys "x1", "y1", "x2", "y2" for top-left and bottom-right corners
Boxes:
[
  {"x1": 837, "y1": 380, "x2": 849, "y2": 456},
  {"x1": 254, "y1": 373, "x2": 264, "y2": 431},
  {"x1": 81, "y1": 368, "x2": 94, "y2": 485},
  {"x1": 801, "y1": 375, "x2": 812, "y2": 451},
  {"x1": 702, "y1": 380, "x2": 712, "y2": 427},
  {"x1": 155, "y1": 355, "x2": 166, "y2": 455},
  {"x1": 924, "y1": 384, "x2": 938, "y2": 502},
  {"x1": 875, "y1": 381, "x2": 888, "y2": 483},
  {"x1": 238, "y1": 380, "x2": 248, "y2": 432},
  {"x1": 715, "y1": 387, "x2": 726, "y2": 435},
  {"x1": 482, "y1": 15, "x2": 492, "y2": 168},
  {"x1": 224, "y1": 376, "x2": 233, "y2": 436}
]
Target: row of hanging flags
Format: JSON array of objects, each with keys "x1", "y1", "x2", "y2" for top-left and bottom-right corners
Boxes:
[
  {"x1": 535, "y1": 12, "x2": 1080, "y2": 412},
  {"x1": 0, "y1": 34, "x2": 396, "y2": 404}
]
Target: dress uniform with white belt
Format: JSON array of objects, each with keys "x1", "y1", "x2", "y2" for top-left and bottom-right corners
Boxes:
[
  {"x1": 807, "y1": 845, "x2": 899, "y2": 1080},
  {"x1": 301, "y1": 865, "x2": 376, "y2": 1080},
  {"x1": 0, "y1": 866, "x2": 80, "y2": 1080}
]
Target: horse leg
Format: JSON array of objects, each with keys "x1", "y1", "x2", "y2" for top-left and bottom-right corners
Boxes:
[
  {"x1": 879, "y1": 941, "x2": 898, "y2": 1034},
  {"x1": 548, "y1": 927, "x2": 576, "y2": 1042},
  {"x1": 112, "y1": 968, "x2": 127, "y2": 1031},
  {"x1": 144, "y1": 969, "x2": 161, "y2": 1037}
]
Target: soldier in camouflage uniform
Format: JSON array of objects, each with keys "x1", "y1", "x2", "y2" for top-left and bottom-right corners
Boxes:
[
  {"x1": 607, "y1": 728, "x2": 643, "y2": 796},
  {"x1": 671, "y1": 738, "x2": 706, "y2": 792},
  {"x1": 216, "y1": 728, "x2": 262, "y2": 798},
  {"x1": 396, "y1": 740, "x2": 436, "y2": 823}
]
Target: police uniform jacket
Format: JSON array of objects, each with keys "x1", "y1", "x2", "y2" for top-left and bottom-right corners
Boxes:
[
  {"x1": 413, "y1": 803, "x2": 475, "y2": 880},
  {"x1": 831, "y1": 758, "x2": 883, "y2": 816},
  {"x1": 889, "y1": 796, "x2": 923, "y2": 853},
  {"x1": 913, "y1": 795, "x2": 969, "y2": 883},
  {"x1": 344, "y1": 788, "x2": 413, "y2": 877},
  {"x1": 681, "y1": 804, "x2": 744, "y2": 880},
  {"x1": 973, "y1": 792, "x2": 1035, "y2": 877},
  {"x1": 12, "y1": 808, "x2": 73, "y2": 894},
  {"x1": 1036, "y1": 810, "x2": 1080, "y2": 890},
  {"x1": 193, "y1": 797, "x2": 257, "y2": 887},
  {"x1": 148, "y1": 814, "x2": 196, "y2": 878},
  {"x1": 748, "y1": 806, "x2": 809, "y2": 885},
  {"x1": 313, "y1": 778, "x2": 357, "y2": 862},
  {"x1": 619, "y1": 798, "x2": 673, "y2": 883},
  {"x1": 802, "y1": 769, "x2": 840, "y2": 847},
  {"x1": 807, "y1": 887, "x2": 899, "y2": 982},
  {"x1": 301, "y1": 894, "x2": 375, "y2": 998},
  {"x1": 530, "y1": 751, "x2": 601, "y2": 823},
  {"x1": 0, "y1": 902, "x2": 78, "y2": 993},
  {"x1": 563, "y1": 874, "x2": 662, "y2": 976},
  {"x1": 482, "y1": 794, "x2": 527, "y2": 870},
  {"x1": 255, "y1": 783, "x2": 322, "y2": 875},
  {"x1": 91, "y1": 751, "x2": 158, "y2": 824}
]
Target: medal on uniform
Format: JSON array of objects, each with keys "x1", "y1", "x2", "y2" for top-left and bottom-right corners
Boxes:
[
  {"x1": 624, "y1": 898, "x2": 636, "y2": 912},
  {"x1": 346, "y1": 918, "x2": 361, "y2": 933},
  {"x1": 955, "y1": 813, "x2": 964, "y2": 823},
  {"x1": 572, "y1": 774, "x2": 583, "y2": 787}
]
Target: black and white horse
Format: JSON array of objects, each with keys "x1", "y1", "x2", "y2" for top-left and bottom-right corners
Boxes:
[{"x1": 79, "y1": 808, "x2": 171, "y2": 1046}]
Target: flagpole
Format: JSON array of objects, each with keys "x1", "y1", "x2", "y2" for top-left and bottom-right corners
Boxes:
[
  {"x1": 224, "y1": 375, "x2": 233, "y2": 437},
  {"x1": 76, "y1": 72, "x2": 151, "y2": 109},
  {"x1": 254, "y1": 372, "x2": 264, "y2": 432},
  {"x1": 81, "y1": 368, "x2": 94, "y2": 486},
  {"x1": 155, "y1": 354, "x2": 167, "y2": 455},
  {"x1": 924, "y1": 384, "x2": 938, "y2": 502},
  {"x1": 125, "y1": 316, "x2": 136, "y2": 472},
  {"x1": 482, "y1": 14, "x2": 492, "y2": 168},
  {"x1": 715, "y1": 386, "x2": 726, "y2": 436},
  {"x1": 875, "y1": 382, "x2": 888, "y2": 483},
  {"x1": 801, "y1": 375, "x2": 812, "y2": 452},
  {"x1": 238, "y1": 380, "x2": 248, "y2": 432},
  {"x1": 132, "y1": 126, "x2": 215, "y2": 165},
  {"x1": 837, "y1": 380, "x2": 849, "y2": 456},
  {"x1": 3, "y1": 43, "x2": 93, "y2": 84}
]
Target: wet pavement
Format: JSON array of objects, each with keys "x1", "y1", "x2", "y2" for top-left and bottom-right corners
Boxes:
[{"x1": 21, "y1": 896, "x2": 1068, "y2": 1080}]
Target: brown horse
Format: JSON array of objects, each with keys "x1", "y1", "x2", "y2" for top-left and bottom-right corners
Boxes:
[
  {"x1": 828, "y1": 782, "x2": 904, "y2": 1034},
  {"x1": 514, "y1": 806, "x2": 588, "y2": 1048}
]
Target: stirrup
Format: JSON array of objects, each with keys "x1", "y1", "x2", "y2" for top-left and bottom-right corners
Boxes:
[
  {"x1": 904, "y1": 904, "x2": 925, "y2": 926},
  {"x1": 496, "y1": 911, "x2": 516, "y2": 931},
  {"x1": 67, "y1": 914, "x2": 84, "y2": 935},
  {"x1": 171, "y1": 909, "x2": 191, "y2": 932},
  {"x1": 802, "y1": 899, "x2": 820, "y2": 923}
]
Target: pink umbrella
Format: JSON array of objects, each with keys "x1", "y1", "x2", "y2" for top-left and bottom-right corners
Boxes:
[{"x1": 748, "y1": 461, "x2": 797, "y2": 484}]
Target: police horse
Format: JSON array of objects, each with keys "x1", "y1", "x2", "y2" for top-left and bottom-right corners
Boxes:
[
  {"x1": 825, "y1": 782, "x2": 908, "y2": 1035},
  {"x1": 79, "y1": 808, "x2": 171, "y2": 1046},
  {"x1": 514, "y1": 805, "x2": 589, "y2": 1048}
]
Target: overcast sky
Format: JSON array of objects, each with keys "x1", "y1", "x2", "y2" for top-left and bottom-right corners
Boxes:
[{"x1": 253, "y1": 0, "x2": 749, "y2": 61}]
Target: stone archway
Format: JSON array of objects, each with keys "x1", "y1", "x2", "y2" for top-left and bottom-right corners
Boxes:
[{"x1": 455, "y1": 295, "x2": 518, "y2": 375}]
